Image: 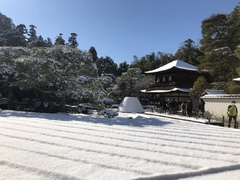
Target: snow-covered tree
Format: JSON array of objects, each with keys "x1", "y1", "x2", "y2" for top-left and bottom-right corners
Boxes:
[
  {"x1": 48, "y1": 46, "x2": 98, "y2": 111},
  {"x1": 96, "y1": 56, "x2": 118, "y2": 76},
  {"x1": 45, "y1": 37, "x2": 53, "y2": 47},
  {"x1": 115, "y1": 68, "x2": 144, "y2": 98},
  {"x1": 0, "y1": 45, "x2": 108, "y2": 112},
  {"x1": 0, "y1": 29, "x2": 27, "y2": 47},
  {"x1": 0, "y1": 47, "x2": 31, "y2": 108},
  {"x1": 54, "y1": 33, "x2": 65, "y2": 45},
  {"x1": 14, "y1": 45, "x2": 101, "y2": 112},
  {"x1": 199, "y1": 47, "x2": 239, "y2": 82},
  {"x1": 0, "y1": 12, "x2": 15, "y2": 30}
]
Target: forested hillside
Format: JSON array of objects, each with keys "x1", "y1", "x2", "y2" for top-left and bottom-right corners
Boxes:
[{"x1": 0, "y1": 3, "x2": 239, "y2": 112}]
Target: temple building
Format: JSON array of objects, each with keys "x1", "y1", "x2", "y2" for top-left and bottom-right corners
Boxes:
[{"x1": 141, "y1": 59, "x2": 204, "y2": 107}]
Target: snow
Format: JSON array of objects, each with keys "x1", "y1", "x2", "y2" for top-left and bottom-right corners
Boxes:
[
  {"x1": 141, "y1": 87, "x2": 190, "y2": 93},
  {"x1": 1, "y1": 110, "x2": 240, "y2": 180},
  {"x1": 119, "y1": 97, "x2": 144, "y2": 113},
  {"x1": 145, "y1": 60, "x2": 197, "y2": 74},
  {"x1": 233, "y1": 77, "x2": 240, "y2": 82}
]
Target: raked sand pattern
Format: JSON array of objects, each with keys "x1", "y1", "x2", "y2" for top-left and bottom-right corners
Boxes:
[{"x1": 0, "y1": 110, "x2": 240, "y2": 180}]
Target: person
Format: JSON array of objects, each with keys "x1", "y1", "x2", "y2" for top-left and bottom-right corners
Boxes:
[
  {"x1": 187, "y1": 99, "x2": 193, "y2": 117},
  {"x1": 181, "y1": 101, "x2": 187, "y2": 116},
  {"x1": 227, "y1": 101, "x2": 238, "y2": 128},
  {"x1": 169, "y1": 98, "x2": 178, "y2": 114},
  {"x1": 166, "y1": 98, "x2": 170, "y2": 113},
  {"x1": 198, "y1": 99, "x2": 205, "y2": 118},
  {"x1": 162, "y1": 99, "x2": 167, "y2": 113}
]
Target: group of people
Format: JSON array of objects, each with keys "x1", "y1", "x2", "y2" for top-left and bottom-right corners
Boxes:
[
  {"x1": 162, "y1": 98, "x2": 238, "y2": 129},
  {"x1": 165, "y1": 98, "x2": 238, "y2": 128},
  {"x1": 163, "y1": 98, "x2": 205, "y2": 117},
  {"x1": 180, "y1": 98, "x2": 205, "y2": 118}
]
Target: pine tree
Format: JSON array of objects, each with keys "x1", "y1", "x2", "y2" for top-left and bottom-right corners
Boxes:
[
  {"x1": 68, "y1": 33, "x2": 78, "y2": 47},
  {"x1": 45, "y1": 37, "x2": 53, "y2": 47},
  {"x1": 89, "y1": 46, "x2": 98, "y2": 62},
  {"x1": 190, "y1": 76, "x2": 208, "y2": 99},
  {"x1": 0, "y1": 12, "x2": 15, "y2": 30},
  {"x1": 54, "y1": 33, "x2": 65, "y2": 45},
  {"x1": 97, "y1": 56, "x2": 118, "y2": 76},
  {"x1": 116, "y1": 68, "x2": 144, "y2": 98},
  {"x1": 117, "y1": 61, "x2": 129, "y2": 76},
  {"x1": 198, "y1": 11, "x2": 240, "y2": 82},
  {"x1": 175, "y1": 39, "x2": 202, "y2": 66},
  {"x1": 27, "y1": 25, "x2": 37, "y2": 42}
]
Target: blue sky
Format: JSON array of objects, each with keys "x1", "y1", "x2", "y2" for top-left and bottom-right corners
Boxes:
[{"x1": 0, "y1": 0, "x2": 239, "y2": 65}]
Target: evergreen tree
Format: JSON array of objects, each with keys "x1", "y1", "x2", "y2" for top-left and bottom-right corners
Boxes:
[
  {"x1": 54, "y1": 33, "x2": 65, "y2": 45},
  {"x1": 198, "y1": 10, "x2": 240, "y2": 82},
  {"x1": 48, "y1": 46, "x2": 98, "y2": 111},
  {"x1": 175, "y1": 39, "x2": 203, "y2": 66},
  {"x1": 16, "y1": 24, "x2": 27, "y2": 35},
  {"x1": 228, "y1": 3, "x2": 240, "y2": 51},
  {"x1": 157, "y1": 52, "x2": 175, "y2": 66},
  {"x1": 235, "y1": 45, "x2": 240, "y2": 76},
  {"x1": 116, "y1": 68, "x2": 144, "y2": 98},
  {"x1": 28, "y1": 25, "x2": 37, "y2": 41},
  {"x1": 97, "y1": 56, "x2": 118, "y2": 76},
  {"x1": 131, "y1": 53, "x2": 157, "y2": 72},
  {"x1": 0, "y1": 12, "x2": 15, "y2": 30},
  {"x1": 200, "y1": 13, "x2": 231, "y2": 53},
  {"x1": 117, "y1": 61, "x2": 129, "y2": 76},
  {"x1": 190, "y1": 76, "x2": 208, "y2": 99},
  {"x1": 15, "y1": 24, "x2": 27, "y2": 46},
  {"x1": 200, "y1": 47, "x2": 239, "y2": 82},
  {"x1": 45, "y1": 37, "x2": 53, "y2": 47},
  {"x1": 0, "y1": 29, "x2": 26, "y2": 46},
  {"x1": 98, "y1": 73, "x2": 116, "y2": 90},
  {"x1": 89, "y1": 46, "x2": 98, "y2": 62},
  {"x1": 0, "y1": 13, "x2": 26, "y2": 46},
  {"x1": 0, "y1": 47, "x2": 22, "y2": 109},
  {"x1": 130, "y1": 52, "x2": 175, "y2": 72},
  {"x1": 228, "y1": 81, "x2": 240, "y2": 94},
  {"x1": 13, "y1": 46, "x2": 99, "y2": 112},
  {"x1": 235, "y1": 45, "x2": 240, "y2": 60},
  {"x1": 68, "y1": 33, "x2": 78, "y2": 47}
]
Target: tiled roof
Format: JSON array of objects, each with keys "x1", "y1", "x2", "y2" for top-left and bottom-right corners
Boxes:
[
  {"x1": 145, "y1": 60, "x2": 197, "y2": 74},
  {"x1": 202, "y1": 94, "x2": 240, "y2": 99}
]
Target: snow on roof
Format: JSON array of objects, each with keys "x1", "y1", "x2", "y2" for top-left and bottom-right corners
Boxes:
[
  {"x1": 141, "y1": 87, "x2": 190, "y2": 93},
  {"x1": 201, "y1": 89, "x2": 239, "y2": 99},
  {"x1": 204, "y1": 89, "x2": 226, "y2": 94},
  {"x1": 233, "y1": 77, "x2": 240, "y2": 81},
  {"x1": 202, "y1": 94, "x2": 240, "y2": 99},
  {"x1": 119, "y1": 97, "x2": 144, "y2": 113},
  {"x1": 145, "y1": 60, "x2": 197, "y2": 74}
]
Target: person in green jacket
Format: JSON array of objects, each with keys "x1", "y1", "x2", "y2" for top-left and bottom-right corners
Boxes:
[{"x1": 227, "y1": 101, "x2": 238, "y2": 128}]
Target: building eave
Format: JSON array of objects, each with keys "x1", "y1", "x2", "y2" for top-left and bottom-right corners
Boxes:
[{"x1": 141, "y1": 87, "x2": 190, "y2": 93}]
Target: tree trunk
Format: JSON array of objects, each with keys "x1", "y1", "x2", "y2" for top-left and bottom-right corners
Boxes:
[
  {"x1": 8, "y1": 87, "x2": 14, "y2": 110},
  {"x1": 36, "y1": 89, "x2": 46, "y2": 112},
  {"x1": 59, "y1": 95, "x2": 66, "y2": 112}
]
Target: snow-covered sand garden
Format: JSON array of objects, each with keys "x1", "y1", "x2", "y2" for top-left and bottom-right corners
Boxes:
[{"x1": 1, "y1": 110, "x2": 240, "y2": 180}]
